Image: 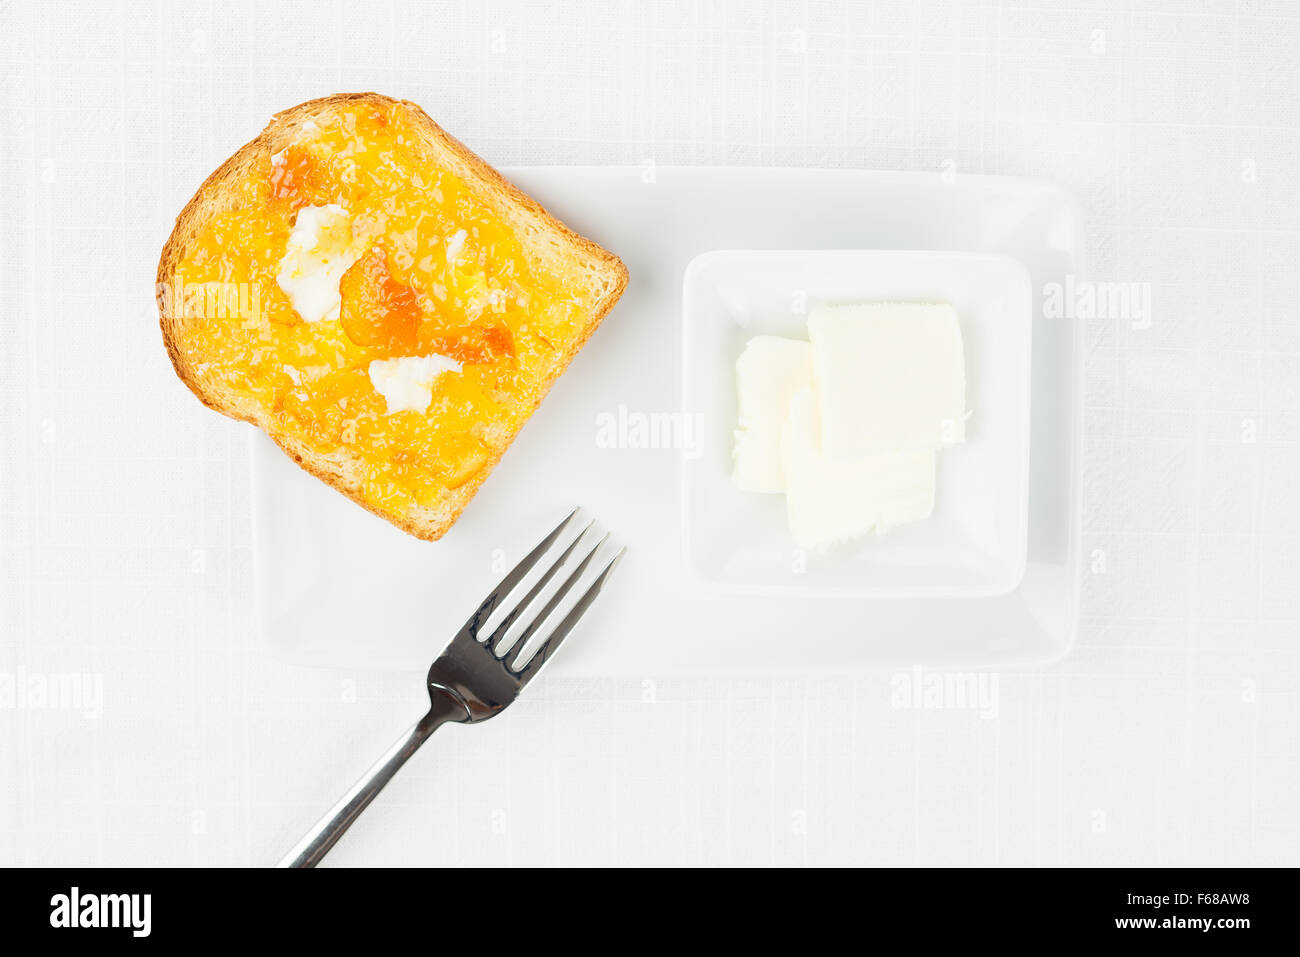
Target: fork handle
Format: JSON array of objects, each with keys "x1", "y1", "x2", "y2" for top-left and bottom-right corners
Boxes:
[{"x1": 277, "y1": 690, "x2": 468, "y2": 868}]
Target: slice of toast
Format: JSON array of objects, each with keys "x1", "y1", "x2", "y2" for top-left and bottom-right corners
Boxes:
[{"x1": 157, "y1": 93, "x2": 627, "y2": 540}]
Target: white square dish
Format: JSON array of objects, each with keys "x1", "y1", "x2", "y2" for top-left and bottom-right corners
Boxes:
[{"x1": 681, "y1": 249, "x2": 1033, "y2": 597}]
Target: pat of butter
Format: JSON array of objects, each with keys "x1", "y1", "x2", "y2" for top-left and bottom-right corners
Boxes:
[
  {"x1": 782, "y1": 387, "x2": 936, "y2": 549},
  {"x1": 732, "y1": 336, "x2": 813, "y2": 493},
  {"x1": 368, "y1": 354, "x2": 462, "y2": 414},
  {"x1": 445, "y1": 228, "x2": 468, "y2": 265},
  {"x1": 276, "y1": 204, "x2": 361, "y2": 323},
  {"x1": 808, "y1": 302, "x2": 966, "y2": 458}
]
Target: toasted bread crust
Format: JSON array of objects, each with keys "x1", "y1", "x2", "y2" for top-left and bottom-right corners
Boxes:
[{"x1": 158, "y1": 93, "x2": 628, "y2": 540}]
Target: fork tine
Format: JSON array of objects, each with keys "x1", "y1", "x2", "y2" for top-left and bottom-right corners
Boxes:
[
  {"x1": 486, "y1": 518, "x2": 596, "y2": 655},
  {"x1": 461, "y1": 507, "x2": 580, "y2": 639},
  {"x1": 505, "y1": 532, "x2": 612, "y2": 671},
  {"x1": 513, "y1": 546, "x2": 626, "y2": 676}
]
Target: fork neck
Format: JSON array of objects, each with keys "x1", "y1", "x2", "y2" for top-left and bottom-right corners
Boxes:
[{"x1": 420, "y1": 684, "x2": 471, "y2": 734}]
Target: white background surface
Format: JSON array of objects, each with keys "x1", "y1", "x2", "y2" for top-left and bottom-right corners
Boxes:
[{"x1": 2, "y1": 0, "x2": 1298, "y2": 866}]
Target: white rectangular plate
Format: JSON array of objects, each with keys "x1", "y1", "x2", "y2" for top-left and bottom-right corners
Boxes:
[{"x1": 252, "y1": 167, "x2": 1083, "y2": 673}]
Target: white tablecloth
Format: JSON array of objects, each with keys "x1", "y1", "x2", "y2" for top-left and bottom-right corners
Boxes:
[{"x1": 2, "y1": 0, "x2": 1297, "y2": 866}]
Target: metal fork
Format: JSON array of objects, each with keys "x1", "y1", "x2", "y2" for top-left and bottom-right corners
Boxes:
[{"x1": 277, "y1": 508, "x2": 625, "y2": 868}]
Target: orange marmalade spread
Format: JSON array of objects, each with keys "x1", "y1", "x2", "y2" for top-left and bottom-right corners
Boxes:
[{"x1": 172, "y1": 102, "x2": 582, "y2": 514}]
